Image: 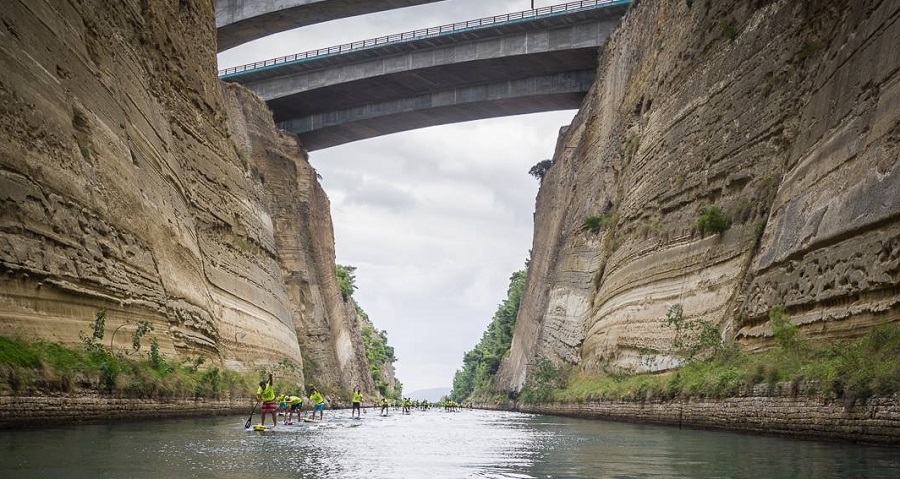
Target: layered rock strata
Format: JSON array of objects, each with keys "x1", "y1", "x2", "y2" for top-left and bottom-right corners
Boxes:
[
  {"x1": 223, "y1": 85, "x2": 374, "y2": 392},
  {"x1": 0, "y1": 0, "x2": 379, "y2": 394},
  {"x1": 498, "y1": 0, "x2": 900, "y2": 389}
]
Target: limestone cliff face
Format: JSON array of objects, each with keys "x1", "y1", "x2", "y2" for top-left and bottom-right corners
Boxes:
[
  {"x1": 0, "y1": 0, "x2": 379, "y2": 393},
  {"x1": 498, "y1": 0, "x2": 899, "y2": 390},
  {"x1": 223, "y1": 85, "x2": 375, "y2": 394}
]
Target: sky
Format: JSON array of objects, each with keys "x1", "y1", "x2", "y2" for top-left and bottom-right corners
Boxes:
[{"x1": 218, "y1": 0, "x2": 577, "y2": 395}]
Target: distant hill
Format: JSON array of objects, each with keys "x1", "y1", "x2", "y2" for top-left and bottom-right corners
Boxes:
[{"x1": 408, "y1": 387, "x2": 451, "y2": 402}]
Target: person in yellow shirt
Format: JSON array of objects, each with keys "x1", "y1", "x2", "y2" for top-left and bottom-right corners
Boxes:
[
  {"x1": 256, "y1": 373, "x2": 277, "y2": 427},
  {"x1": 351, "y1": 388, "x2": 363, "y2": 418},
  {"x1": 308, "y1": 386, "x2": 326, "y2": 421},
  {"x1": 282, "y1": 394, "x2": 303, "y2": 425}
]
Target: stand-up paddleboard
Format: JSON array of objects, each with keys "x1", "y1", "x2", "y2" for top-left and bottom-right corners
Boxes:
[{"x1": 252, "y1": 424, "x2": 267, "y2": 431}]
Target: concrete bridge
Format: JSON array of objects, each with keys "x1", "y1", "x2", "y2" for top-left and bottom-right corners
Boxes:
[
  {"x1": 219, "y1": 1, "x2": 631, "y2": 151},
  {"x1": 216, "y1": 0, "x2": 448, "y2": 52}
]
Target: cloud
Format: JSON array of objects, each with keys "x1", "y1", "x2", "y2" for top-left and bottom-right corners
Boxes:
[{"x1": 341, "y1": 177, "x2": 418, "y2": 213}]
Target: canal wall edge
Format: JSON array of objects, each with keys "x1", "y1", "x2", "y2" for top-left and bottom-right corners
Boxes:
[
  {"x1": 0, "y1": 395, "x2": 253, "y2": 429},
  {"x1": 479, "y1": 395, "x2": 900, "y2": 445}
]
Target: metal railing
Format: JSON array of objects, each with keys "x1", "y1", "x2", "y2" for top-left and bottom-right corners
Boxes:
[{"x1": 218, "y1": 0, "x2": 630, "y2": 78}]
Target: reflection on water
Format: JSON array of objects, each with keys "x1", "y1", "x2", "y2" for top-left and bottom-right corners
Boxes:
[{"x1": 2, "y1": 408, "x2": 898, "y2": 478}]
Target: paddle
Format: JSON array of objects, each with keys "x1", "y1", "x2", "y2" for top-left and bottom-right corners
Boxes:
[{"x1": 244, "y1": 400, "x2": 260, "y2": 429}]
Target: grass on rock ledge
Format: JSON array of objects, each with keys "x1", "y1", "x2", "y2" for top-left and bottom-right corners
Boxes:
[
  {"x1": 521, "y1": 323, "x2": 900, "y2": 406},
  {"x1": 0, "y1": 335, "x2": 256, "y2": 400}
]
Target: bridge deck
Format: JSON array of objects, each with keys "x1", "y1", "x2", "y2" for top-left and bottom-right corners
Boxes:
[
  {"x1": 219, "y1": 0, "x2": 631, "y2": 80},
  {"x1": 217, "y1": 0, "x2": 632, "y2": 150}
]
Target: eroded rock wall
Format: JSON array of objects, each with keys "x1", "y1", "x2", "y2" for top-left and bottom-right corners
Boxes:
[
  {"x1": 0, "y1": 0, "x2": 376, "y2": 391},
  {"x1": 498, "y1": 0, "x2": 899, "y2": 390},
  {"x1": 0, "y1": 0, "x2": 301, "y2": 368},
  {"x1": 224, "y1": 85, "x2": 376, "y2": 393}
]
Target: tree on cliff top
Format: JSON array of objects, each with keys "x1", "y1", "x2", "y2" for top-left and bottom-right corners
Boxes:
[
  {"x1": 528, "y1": 159, "x2": 552, "y2": 181},
  {"x1": 336, "y1": 264, "x2": 357, "y2": 300}
]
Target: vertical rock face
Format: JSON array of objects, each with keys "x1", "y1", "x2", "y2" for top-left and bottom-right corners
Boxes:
[
  {"x1": 0, "y1": 0, "x2": 379, "y2": 393},
  {"x1": 222, "y1": 85, "x2": 374, "y2": 393},
  {"x1": 498, "y1": 0, "x2": 900, "y2": 391}
]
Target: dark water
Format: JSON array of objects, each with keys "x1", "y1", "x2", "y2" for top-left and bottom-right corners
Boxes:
[{"x1": 1, "y1": 408, "x2": 898, "y2": 478}]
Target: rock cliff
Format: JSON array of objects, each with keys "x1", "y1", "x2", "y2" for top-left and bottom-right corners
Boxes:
[
  {"x1": 0, "y1": 0, "x2": 380, "y2": 394},
  {"x1": 498, "y1": 0, "x2": 899, "y2": 391}
]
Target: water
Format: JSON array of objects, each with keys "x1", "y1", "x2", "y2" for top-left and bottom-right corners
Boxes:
[{"x1": 1, "y1": 408, "x2": 898, "y2": 478}]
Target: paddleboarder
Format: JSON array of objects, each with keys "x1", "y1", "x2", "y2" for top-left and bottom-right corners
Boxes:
[
  {"x1": 308, "y1": 386, "x2": 326, "y2": 420},
  {"x1": 256, "y1": 373, "x2": 277, "y2": 428},
  {"x1": 278, "y1": 394, "x2": 301, "y2": 424},
  {"x1": 351, "y1": 388, "x2": 363, "y2": 418}
]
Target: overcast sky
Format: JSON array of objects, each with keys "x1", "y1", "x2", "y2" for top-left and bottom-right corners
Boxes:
[{"x1": 218, "y1": 0, "x2": 577, "y2": 395}]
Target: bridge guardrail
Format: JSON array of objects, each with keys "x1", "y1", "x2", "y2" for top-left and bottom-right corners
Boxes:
[{"x1": 218, "y1": 0, "x2": 630, "y2": 78}]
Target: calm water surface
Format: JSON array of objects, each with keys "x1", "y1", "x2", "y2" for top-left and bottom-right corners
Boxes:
[{"x1": 2, "y1": 408, "x2": 898, "y2": 478}]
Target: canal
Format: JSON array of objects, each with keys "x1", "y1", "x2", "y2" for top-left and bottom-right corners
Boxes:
[{"x1": 2, "y1": 408, "x2": 898, "y2": 478}]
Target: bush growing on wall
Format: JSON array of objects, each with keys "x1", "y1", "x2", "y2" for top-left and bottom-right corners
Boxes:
[
  {"x1": 336, "y1": 264, "x2": 357, "y2": 300},
  {"x1": 583, "y1": 214, "x2": 611, "y2": 234},
  {"x1": 697, "y1": 206, "x2": 731, "y2": 236}
]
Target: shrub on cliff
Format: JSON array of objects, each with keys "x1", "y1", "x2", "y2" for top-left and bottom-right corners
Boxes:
[
  {"x1": 583, "y1": 214, "x2": 611, "y2": 234},
  {"x1": 519, "y1": 357, "x2": 569, "y2": 402},
  {"x1": 336, "y1": 264, "x2": 358, "y2": 300},
  {"x1": 697, "y1": 206, "x2": 731, "y2": 236},
  {"x1": 528, "y1": 159, "x2": 552, "y2": 181}
]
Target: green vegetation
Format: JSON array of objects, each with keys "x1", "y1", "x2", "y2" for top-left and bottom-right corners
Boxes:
[
  {"x1": 451, "y1": 268, "x2": 527, "y2": 402},
  {"x1": 720, "y1": 18, "x2": 738, "y2": 42},
  {"x1": 336, "y1": 264, "x2": 357, "y2": 300},
  {"x1": 0, "y1": 310, "x2": 254, "y2": 399},
  {"x1": 358, "y1": 306, "x2": 401, "y2": 399},
  {"x1": 658, "y1": 304, "x2": 723, "y2": 361},
  {"x1": 624, "y1": 135, "x2": 641, "y2": 161},
  {"x1": 0, "y1": 334, "x2": 253, "y2": 399},
  {"x1": 583, "y1": 214, "x2": 612, "y2": 234},
  {"x1": 697, "y1": 206, "x2": 731, "y2": 236},
  {"x1": 519, "y1": 356, "x2": 568, "y2": 403},
  {"x1": 528, "y1": 159, "x2": 552, "y2": 181},
  {"x1": 524, "y1": 307, "x2": 900, "y2": 406},
  {"x1": 332, "y1": 263, "x2": 401, "y2": 398}
]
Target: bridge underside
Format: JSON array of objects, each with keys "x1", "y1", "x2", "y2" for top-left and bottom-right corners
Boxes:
[
  {"x1": 222, "y1": 4, "x2": 630, "y2": 150},
  {"x1": 216, "y1": 0, "x2": 447, "y2": 52},
  {"x1": 280, "y1": 71, "x2": 593, "y2": 150}
]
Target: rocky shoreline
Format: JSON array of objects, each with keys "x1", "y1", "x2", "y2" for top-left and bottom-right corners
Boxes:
[{"x1": 479, "y1": 394, "x2": 900, "y2": 445}]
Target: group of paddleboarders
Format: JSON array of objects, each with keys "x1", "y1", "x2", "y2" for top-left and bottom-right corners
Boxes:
[
  {"x1": 254, "y1": 374, "x2": 459, "y2": 428},
  {"x1": 254, "y1": 373, "x2": 328, "y2": 427}
]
